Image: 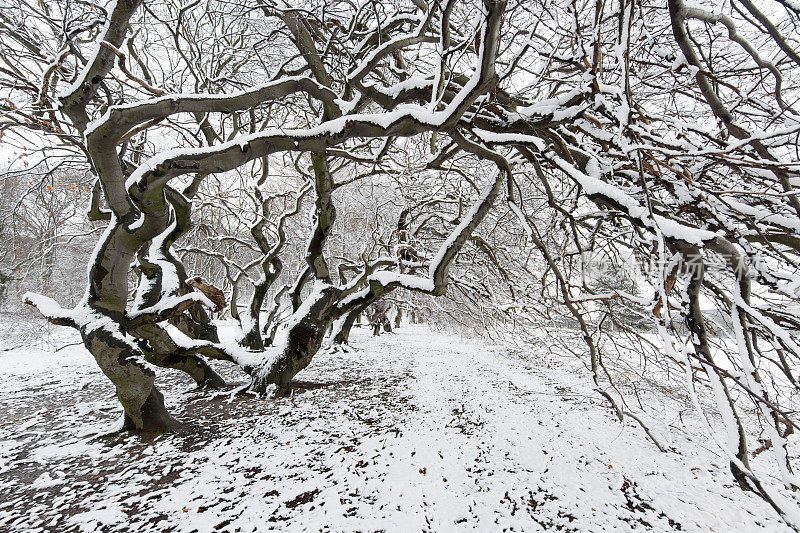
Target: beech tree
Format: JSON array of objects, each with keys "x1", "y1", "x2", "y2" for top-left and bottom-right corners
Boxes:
[
  {"x1": 3, "y1": 0, "x2": 800, "y2": 523},
  {"x1": 5, "y1": 0, "x2": 508, "y2": 430}
]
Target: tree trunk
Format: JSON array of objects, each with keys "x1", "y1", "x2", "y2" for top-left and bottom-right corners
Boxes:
[
  {"x1": 264, "y1": 318, "x2": 281, "y2": 348},
  {"x1": 262, "y1": 285, "x2": 288, "y2": 347},
  {"x1": 241, "y1": 259, "x2": 282, "y2": 351},
  {"x1": 331, "y1": 304, "x2": 366, "y2": 345},
  {"x1": 84, "y1": 325, "x2": 178, "y2": 431},
  {"x1": 84, "y1": 222, "x2": 177, "y2": 430},
  {"x1": 240, "y1": 282, "x2": 268, "y2": 351},
  {"x1": 249, "y1": 284, "x2": 339, "y2": 394}
]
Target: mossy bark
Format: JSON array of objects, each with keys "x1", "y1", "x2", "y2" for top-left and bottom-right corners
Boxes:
[
  {"x1": 84, "y1": 327, "x2": 179, "y2": 431},
  {"x1": 250, "y1": 286, "x2": 340, "y2": 394}
]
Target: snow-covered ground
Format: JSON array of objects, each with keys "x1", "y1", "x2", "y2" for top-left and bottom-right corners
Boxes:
[{"x1": 0, "y1": 324, "x2": 790, "y2": 531}]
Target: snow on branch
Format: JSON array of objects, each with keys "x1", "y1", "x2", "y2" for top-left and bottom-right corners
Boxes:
[{"x1": 23, "y1": 293, "x2": 77, "y2": 329}]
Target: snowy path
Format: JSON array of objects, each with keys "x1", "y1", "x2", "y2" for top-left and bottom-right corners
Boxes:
[{"x1": 0, "y1": 325, "x2": 789, "y2": 531}]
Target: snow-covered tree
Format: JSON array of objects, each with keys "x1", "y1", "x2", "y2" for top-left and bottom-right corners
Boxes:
[
  {"x1": 3, "y1": 0, "x2": 800, "y2": 523},
  {"x1": 4, "y1": 0, "x2": 509, "y2": 430}
]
